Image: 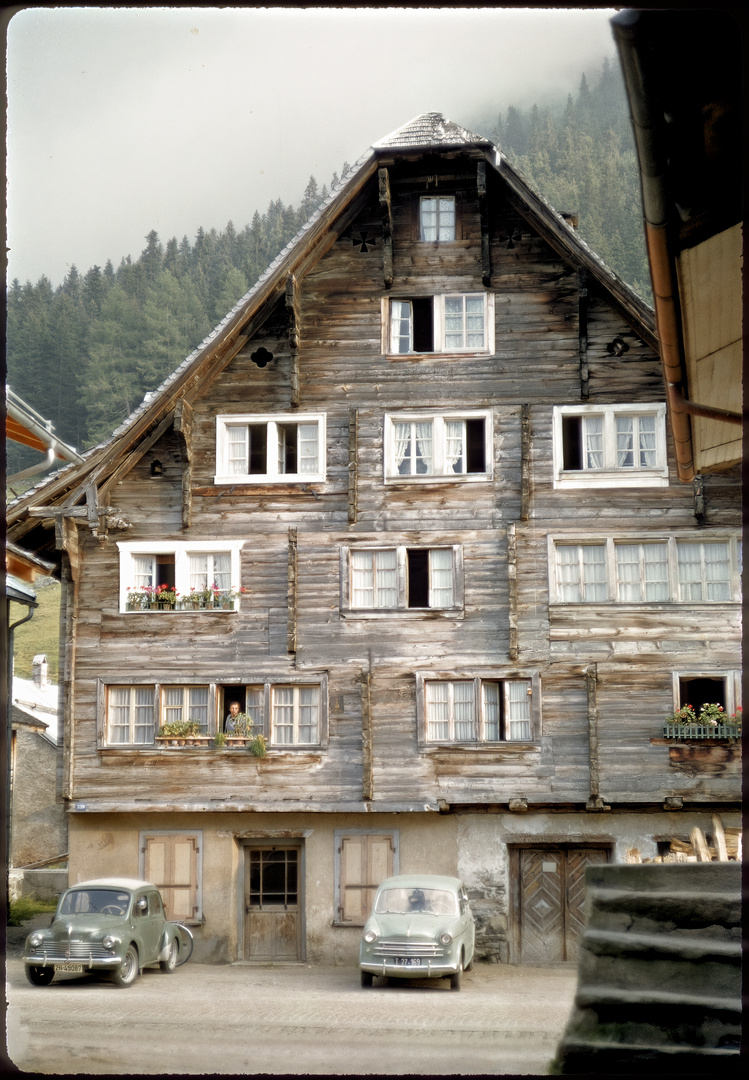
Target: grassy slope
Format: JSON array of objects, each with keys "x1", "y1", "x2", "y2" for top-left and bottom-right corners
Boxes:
[{"x1": 11, "y1": 580, "x2": 62, "y2": 681}]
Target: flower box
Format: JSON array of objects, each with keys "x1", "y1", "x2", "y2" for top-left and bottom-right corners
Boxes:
[{"x1": 662, "y1": 722, "x2": 741, "y2": 741}]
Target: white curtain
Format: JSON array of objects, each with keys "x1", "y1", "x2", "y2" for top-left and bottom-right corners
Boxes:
[
  {"x1": 506, "y1": 681, "x2": 531, "y2": 740},
  {"x1": 390, "y1": 301, "x2": 412, "y2": 353},
  {"x1": 227, "y1": 425, "x2": 248, "y2": 474},
  {"x1": 444, "y1": 420, "x2": 464, "y2": 474},
  {"x1": 393, "y1": 423, "x2": 411, "y2": 473},
  {"x1": 429, "y1": 549, "x2": 453, "y2": 607},
  {"x1": 298, "y1": 686, "x2": 319, "y2": 743},
  {"x1": 482, "y1": 681, "x2": 500, "y2": 741},
  {"x1": 637, "y1": 415, "x2": 656, "y2": 466},
  {"x1": 415, "y1": 422, "x2": 433, "y2": 474},
  {"x1": 616, "y1": 543, "x2": 668, "y2": 601},
  {"x1": 133, "y1": 555, "x2": 155, "y2": 589},
  {"x1": 298, "y1": 424, "x2": 319, "y2": 474},
  {"x1": 584, "y1": 416, "x2": 604, "y2": 468},
  {"x1": 453, "y1": 682, "x2": 475, "y2": 741},
  {"x1": 556, "y1": 545, "x2": 583, "y2": 601},
  {"x1": 426, "y1": 682, "x2": 450, "y2": 741},
  {"x1": 582, "y1": 545, "x2": 607, "y2": 601}
]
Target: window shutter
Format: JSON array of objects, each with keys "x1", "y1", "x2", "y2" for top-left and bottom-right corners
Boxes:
[
  {"x1": 340, "y1": 835, "x2": 394, "y2": 925},
  {"x1": 144, "y1": 834, "x2": 199, "y2": 922}
]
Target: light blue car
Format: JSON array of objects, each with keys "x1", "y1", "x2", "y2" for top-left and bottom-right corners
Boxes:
[{"x1": 359, "y1": 874, "x2": 475, "y2": 990}]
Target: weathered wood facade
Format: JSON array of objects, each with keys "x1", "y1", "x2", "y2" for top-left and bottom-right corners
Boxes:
[{"x1": 8, "y1": 115, "x2": 741, "y2": 965}]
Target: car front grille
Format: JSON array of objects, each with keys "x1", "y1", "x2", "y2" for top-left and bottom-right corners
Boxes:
[
  {"x1": 27, "y1": 942, "x2": 114, "y2": 961},
  {"x1": 373, "y1": 939, "x2": 443, "y2": 958}
]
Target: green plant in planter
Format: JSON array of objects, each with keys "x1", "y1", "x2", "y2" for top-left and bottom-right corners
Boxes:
[
  {"x1": 248, "y1": 734, "x2": 267, "y2": 758},
  {"x1": 158, "y1": 719, "x2": 203, "y2": 738},
  {"x1": 214, "y1": 731, "x2": 227, "y2": 748}
]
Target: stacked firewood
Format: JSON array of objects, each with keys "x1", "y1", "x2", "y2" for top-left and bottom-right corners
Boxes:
[{"x1": 624, "y1": 814, "x2": 741, "y2": 864}]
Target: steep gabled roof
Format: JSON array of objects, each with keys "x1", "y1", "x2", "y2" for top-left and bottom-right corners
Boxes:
[{"x1": 7, "y1": 112, "x2": 657, "y2": 548}]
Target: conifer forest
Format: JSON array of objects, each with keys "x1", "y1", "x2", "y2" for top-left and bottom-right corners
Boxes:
[{"x1": 6, "y1": 60, "x2": 650, "y2": 482}]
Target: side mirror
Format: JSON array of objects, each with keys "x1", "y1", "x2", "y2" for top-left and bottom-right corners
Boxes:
[{"x1": 136, "y1": 897, "x2": 148, "y2": 911}]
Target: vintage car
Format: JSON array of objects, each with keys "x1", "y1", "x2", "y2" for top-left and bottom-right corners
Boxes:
[
  {"x1": 359, "y1": 874, "x2": 475, "y2": 990},
  {"x1": 24, "y1": 877, "x2": 192, "y2": 988}
]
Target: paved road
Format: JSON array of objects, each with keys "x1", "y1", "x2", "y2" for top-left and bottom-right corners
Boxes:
[{"x1": 5, "y1": 956, "x2": 577, "y2": 1075}]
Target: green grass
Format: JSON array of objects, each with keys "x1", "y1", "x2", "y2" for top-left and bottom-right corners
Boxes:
[
  {"x1": 7, "y1": 897, "x2": 59, "y2": 926},
  {"x1": 10, "y1": 579, "x2": 62, "y2": 681}
]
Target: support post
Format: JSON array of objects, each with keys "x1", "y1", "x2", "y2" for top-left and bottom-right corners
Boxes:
[
  {"x1": 507, "y1": 523, "x2": 518, "y2": 662},
  {"x1": 287, "y1": 527, "x2": 297, "y2": 655},
  {"x1": 378, "y1": 167, "x2": 393, "y2": 288},
  {"x1": 348, "y1": 409, "x2": 358, "y2": 525},
  {"x1": 520, "y1": 404, "x2": 531, "y2": 522},
  {"x1": 579, "y1": 269, "x2": 589, "y2": 399},
  {"x1": 477, "y1": 160, "x2": 491, "y2": 286},
  {"x1": 174, "y1": 399, "x2": 193, "y2": 529},
  {"x1": 586, "y1": 665, "x2": 610, "y2": 810},
  {"x1": 286, "y1": 274, "x2": 301, "y2": 407}
]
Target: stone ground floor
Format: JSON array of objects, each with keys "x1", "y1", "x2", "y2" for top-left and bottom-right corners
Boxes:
[{"x1": 65, "y1": 806, "x2": 740, "y2": 965}]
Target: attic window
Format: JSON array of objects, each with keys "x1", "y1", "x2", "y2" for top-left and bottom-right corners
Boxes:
[{"x1": 419, "y1": 196, "x2": 456, "y2": 241}]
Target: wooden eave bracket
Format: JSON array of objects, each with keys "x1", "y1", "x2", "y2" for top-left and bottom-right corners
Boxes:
[
  {"x1": 477, "y1": 160, "x2": 492, "y2": 286},
  {"x1": 378, "y1": 167, "x2": 393, "y2": 288},
  {"x1": 174, "y1": 399, "x2": 194, "y2": 528},
  {"x1": 286, "y1": 274, "x2": 301, "y2": 407}
]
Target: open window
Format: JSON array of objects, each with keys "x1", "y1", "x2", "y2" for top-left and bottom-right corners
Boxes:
[
  {"x1": 117, "y1": 541, "x2": 244, "y2": 612},
  {"x1": 384, "y1": 410, "x2": 492, "y2": 481},
  {"x1": 217, "y1": 680, "x2": 328, "y2": 747},
  {"x1": 342, "y1": 545, "x2": 463, "y2": 613},
  {"x1": 384, "y1": 294, "x2": 494, "y2": 355},
  {"x1": 674, "y1": 671, "x2": 741, "y2": 717},
  {"x1": 215, "y1": 413, "x2": 326, "y2": 484},
  {"x1": 552, "y1": 404, "x2": 668, "y2": 488}
]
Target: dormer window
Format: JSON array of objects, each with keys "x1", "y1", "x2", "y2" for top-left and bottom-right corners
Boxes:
[{"x1": 419, "y1": 196, "x2": 456, "y2": 241}]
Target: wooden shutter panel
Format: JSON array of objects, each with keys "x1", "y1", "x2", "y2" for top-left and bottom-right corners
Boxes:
[
  {"x1": 144, "y1": 834, "x2": 198, "y2": 922},
  {"x1": 341, "y1": 835, "x2": 394, "y2": 925}
]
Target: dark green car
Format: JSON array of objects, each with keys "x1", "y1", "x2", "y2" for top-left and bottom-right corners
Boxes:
[
  {"x1": 359, "y1": 874, "x2": 475, "y2": 990},
  {"x1": 24, "y1": 878, "x2": 191, "y2": 988}
]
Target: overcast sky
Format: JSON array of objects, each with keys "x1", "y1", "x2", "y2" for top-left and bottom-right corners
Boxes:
[{"x1": 5, "y1": 6, "x2": 619, "y2": 288}]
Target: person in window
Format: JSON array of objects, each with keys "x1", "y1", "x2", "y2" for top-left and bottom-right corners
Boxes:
[{"x1": 225, "y1": 701, "x2": 243, "y2": 733}]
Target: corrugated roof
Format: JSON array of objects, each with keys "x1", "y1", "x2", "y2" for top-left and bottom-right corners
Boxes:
[{"x1": 374, "y1": 112, "x2": 492, "y2": 150}]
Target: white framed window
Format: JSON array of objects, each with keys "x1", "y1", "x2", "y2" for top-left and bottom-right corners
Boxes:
[
  {"x1": 272, "y1": 685, "x2": 320, "y2": 745},
  {"x1": 383, "y1": 294, "x2": 494, "y2": 355},
  {"x1": 384, "y1": 410, "x2": 492, "y2": 481},
  {"x1": 140, "y1": 831, "x2": 202, "y2": 924},
  {"x1": 215, "y1": 413, "x2": 326, "y2": 484},
  {"x1": 419, "y1": 196, "x2": 456, "y2": 242},
  {"x1": 550, "y1": 535, "x2": 741, "y2": 603},
  {"x1": 342, "y1": 545, "x2": 463, "y2": 613},
  {"x1": 106, "y1": 686, "x2": 156, "y2": 745},
  {"x1": 117, "y1": 540, "x2": 244, "y2": 612},
  {"x1": 552, "y1": 404, "x2": 668, "y2": 487},
  {"x1": 416, "y1": 673, "x2": 538, "y2": 745},
  {"x1": 162, "y1": 686, "x2": 211, "y2": 733}
]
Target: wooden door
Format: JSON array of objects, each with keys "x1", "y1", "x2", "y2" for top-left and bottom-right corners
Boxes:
[
  {"x1": 244, "y1": 845, "x2": 302, "y2": 961},
  {"x1": 514, "y1": 846, "x2": 609, "y2": 963}
]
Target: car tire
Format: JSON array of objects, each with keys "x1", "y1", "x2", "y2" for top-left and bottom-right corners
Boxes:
[
  {"x1": 111, "y1": 944, "x2": 139, "y2": 987},
  {"x1": 25, "y1": 965, "x2": 55, "y2": 986},
  {"x1": 360, "y1": 970, "x2": 374, "y2": 988},
  {"x1": 159, "y1": 938, "x2": 178, "y2": 973},
  {"x1": 450, "y1": 959, "x2": 463, "y2": 991},
  {"x1": 465, "y1": 954, "x2": 474, "y2": 972}
]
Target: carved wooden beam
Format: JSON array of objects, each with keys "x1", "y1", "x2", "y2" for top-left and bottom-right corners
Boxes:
[
  {"x1": 174, "y1": 399, "x2": 194, "y2": 528},
  {"x1": 378, "y1": 167, "x2": 393, "y2": 288},
  {"x1": 360, "y1": 669, "x2": 373, "y2": 801},
  {"x1": 477, "y1": 160, "x2": 492, "y2": 286},
  {"x1": 579, "y1": 269, "x2": 589, "y2": 399},
  {"x1": 348, "y1": 408, "x2": 358, "y2": 524},
  {"x1": 286, "y1": 274, "x2": 301, "y2": 407}
]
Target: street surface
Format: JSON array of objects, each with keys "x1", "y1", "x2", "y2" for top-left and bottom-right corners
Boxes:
[{"x1": 5, "y1": 955, "x2": 577, "y2": 1075}]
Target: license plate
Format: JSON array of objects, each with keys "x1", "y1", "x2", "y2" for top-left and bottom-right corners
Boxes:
[
  {"x1": 393, "y1": 957, "x2": 421, "y2": 967},
  {"x1": 54, "y1": 963, "x2": 84, "y2": 973}
]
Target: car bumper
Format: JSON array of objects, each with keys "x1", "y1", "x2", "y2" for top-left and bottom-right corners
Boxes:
[
  {"x1": 360, "y1": 958, "x2": 460, "y2": 978},
  {"x1": 24, "y1": 954, "x2": 123, "y2": 969}
]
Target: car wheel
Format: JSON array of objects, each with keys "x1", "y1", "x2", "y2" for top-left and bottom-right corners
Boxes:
[
  {"x1": 25, "y1": 965, "x2": 54, "y2": 986},
  {"x1": 159, "y1": 938, "x2": 178, "y2": 973},
  {"x1": 360, "y1": 970, "x2": 374, "y2": 988},
  {"x1": 465, "y1": 954, "x2": 474, "y2": 972},
  {"x1": 111, "y1": 944, "x2": 139, "y2": 987},
  {"x1": 450, "y1": 959, "x2": 463, "y2": 991}
]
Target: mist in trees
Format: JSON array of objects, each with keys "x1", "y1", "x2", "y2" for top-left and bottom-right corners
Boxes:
[{"x1": 7, "y1": 60, "x2": 650, "y2": 483}]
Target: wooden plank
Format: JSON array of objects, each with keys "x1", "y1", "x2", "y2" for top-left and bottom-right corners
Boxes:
[
  {"x1": 690, "y1": 827, "x2": 712, "y2": 862},
  {"x1": 712, "y1": 814, "x2": 729, "y2": 862},
  {"x1": 378, "y1": 167, "x2": 393, "y2": 288}
]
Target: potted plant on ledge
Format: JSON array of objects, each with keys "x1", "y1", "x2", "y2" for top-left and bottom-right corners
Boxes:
[
  {"x1": 179, "y1": 584, "x2": 248, "y2": 611},
  {"x1": 155, "y1": 720, "x2": 211, "y2": 747},
  {"x1": 663, "y1": 703, "x2": 742, "y2": 741},
  {"x1": 126, "y1": 584, "x2": 179, "y2": 611},
  {"x1": 223, "y1": 712, "x2": 268, "y2": 755}
]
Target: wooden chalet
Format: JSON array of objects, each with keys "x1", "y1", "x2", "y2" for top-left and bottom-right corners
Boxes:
[{"x1": 7, "y1": 114, "x2": 741, "y2": 965}]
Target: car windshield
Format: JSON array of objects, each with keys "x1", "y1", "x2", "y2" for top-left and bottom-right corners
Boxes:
[
  {"x1": 374, "y1": 887, "x2": 458, "y2": 916},
  {"x1": 58, "y1": 889, "x2": 131, "y2": 916}
]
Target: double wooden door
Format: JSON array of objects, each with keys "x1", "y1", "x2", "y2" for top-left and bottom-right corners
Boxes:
[
  {"x1": 512, "y1": 846, "x2": 609, "y2": 963},
  {"x1": 244, "y1": 845, "x2": 303, "y2": 961}
]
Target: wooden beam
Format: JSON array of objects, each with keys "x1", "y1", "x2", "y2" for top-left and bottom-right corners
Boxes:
[
  {"x1": 286, "y1": 274, "x2": 301, "y2": 407},
  {"x1": 520, "y1": 405, "x2": 531, "y2": 522},
  {"x1": 174, "y1": 399, "x2": 194, "y2": 529},
  {"x1": 477, "y1": 160, "x2": 491, "y2": 286},
  {"x1": 348, "y1": 408, "x2": 358, "y2": 524},
  {"x1": 507, "y1": 523, "x2": 518, "y2": 661},
  {"x1": 360, "y1": 669, "x2": 373, "y2": 801},
  {"x1": 586, "y1": 665, "x2": 609, "y2": 810},
  {"x1": 378, "y1": 167, "x2": 393, "y2": 288},
  {"x1": 579, "y1": 269, "x2": 589, "y2": 399},
  {"x1": 97, "y1": 410, "x2": 177, "y2": 503},
  {"x1": 287, "y1": 527, "x2": 297, "y2": 654}
]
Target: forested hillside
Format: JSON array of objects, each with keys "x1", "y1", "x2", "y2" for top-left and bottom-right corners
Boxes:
[{"x1": 6, "y1": 59, "x2": 649, "y2": 481}]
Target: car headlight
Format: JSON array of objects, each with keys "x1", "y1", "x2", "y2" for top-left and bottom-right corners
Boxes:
[
  {"x1": 439, "y1": 932, "x2": 453, "y2": 945},
  {"x1": 102, "y1": 935, "x2": 117, "y2": 950},
  {"x1": 28, "y1": 932, "x2": 44, "y2": 948},
  {"x1": 363, "y1": 930, "x2": 377, "y2": 944}
]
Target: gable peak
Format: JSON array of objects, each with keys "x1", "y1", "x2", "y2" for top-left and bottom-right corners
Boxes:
[{"x1": 373, "y1": 112, "x2": 494, "y2": 152}]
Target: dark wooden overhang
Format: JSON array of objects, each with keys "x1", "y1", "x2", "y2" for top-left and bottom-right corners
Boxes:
[{"x1": 612, "y1": 9, "x2": 743, "y2": 481}]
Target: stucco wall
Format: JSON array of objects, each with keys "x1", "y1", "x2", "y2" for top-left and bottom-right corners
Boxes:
[
  {"x1": 67, "y1": 809, "x2": 740, "y2": 965},
  {"x1": 11, "y1": 724, "x2": 67, "y2": 868}
]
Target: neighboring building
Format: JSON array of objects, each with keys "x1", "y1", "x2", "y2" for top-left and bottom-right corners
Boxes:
[
  {"x1": 6, "y1": 115, "x2": 741, "y2": 965},
  {"x1": 10, "y1": 657, "x2": 67, "y2": 868}
]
